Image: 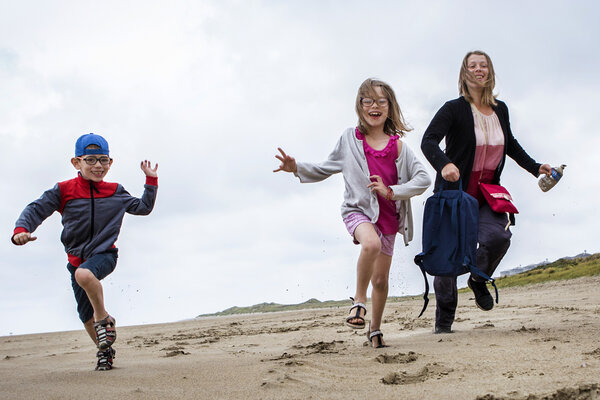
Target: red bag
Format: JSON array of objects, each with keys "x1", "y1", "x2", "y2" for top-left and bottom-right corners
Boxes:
[{"x1": 479, "y1": 183, "x2": 518, "y2": 214}]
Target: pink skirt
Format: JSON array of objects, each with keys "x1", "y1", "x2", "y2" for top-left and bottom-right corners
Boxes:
[{"x1": 343, "y1": 213, "x2": 396, "y2": 256}]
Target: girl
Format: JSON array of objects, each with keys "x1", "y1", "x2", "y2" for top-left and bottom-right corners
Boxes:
[
  {"x1": 421, "y1": 51, "x2": 551, "y2": 333},
  {"x1": 274, "y1": 78, "x2": 431, "y2": 348}
]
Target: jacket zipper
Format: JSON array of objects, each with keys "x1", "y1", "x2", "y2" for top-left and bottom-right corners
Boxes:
[{"x1": 80, "y1": 181, "x2": 97, "y2": 261}]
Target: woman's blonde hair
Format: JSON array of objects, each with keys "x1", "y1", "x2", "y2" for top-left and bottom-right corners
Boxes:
[
  {"x1": 355, "y1": 78, "x2": 411, "y2": 136},
  {"x1": 459, "y1": 50, "x2": 497, "y2": 106}
]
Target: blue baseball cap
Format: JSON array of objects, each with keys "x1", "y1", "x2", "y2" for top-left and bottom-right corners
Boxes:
[{"x1": 75, "y1": 133, "x2": 110, "y2": 156}]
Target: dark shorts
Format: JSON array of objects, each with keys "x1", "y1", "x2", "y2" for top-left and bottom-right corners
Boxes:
[{"x1": 67, "y1": 250, "x2": 118, "y2": 323}]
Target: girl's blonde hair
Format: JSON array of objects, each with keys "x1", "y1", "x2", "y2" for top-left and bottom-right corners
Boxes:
[
  {"x1": 355, "y1": 78, "x2": 411, "y2": 136},
  {"x1": 459, "y1": 50, "x2": 497, "y2": 106}
]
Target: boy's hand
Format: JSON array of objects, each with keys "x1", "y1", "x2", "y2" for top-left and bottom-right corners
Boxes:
[
  {"x1": 13, "y1": 232, "x2": 37, "y2": 246},
  {"x1": 141, "y1": 160, "x2": 158, "y2": 177}
]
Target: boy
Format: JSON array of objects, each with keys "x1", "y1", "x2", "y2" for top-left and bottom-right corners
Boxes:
[{"x1": 11, "y1": 133, "x2": 158, "y2": 371}]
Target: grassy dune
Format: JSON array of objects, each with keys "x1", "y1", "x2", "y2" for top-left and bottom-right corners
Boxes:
[
  {"x1": 495, "y1": 253, "x2": 600, "y2": 287},
  {"x1": 199, "y1": 253, "x2": 600, "y2": 317}
]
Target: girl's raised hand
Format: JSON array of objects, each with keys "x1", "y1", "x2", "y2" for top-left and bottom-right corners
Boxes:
[
  {"x1": 141, "y1": 160, "x2": 159, "y2": 177},
  {"x1": 273, "y1": 148, "x2": 297, "y2": 173}
]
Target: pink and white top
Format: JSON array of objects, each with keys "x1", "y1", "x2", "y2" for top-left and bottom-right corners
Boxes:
[
  {"x1": 466, "y1": 109, "x2": 505, "y2": 203},
  {"x1": 355, "y1": 128, "x2": 400, "y2": 235}
]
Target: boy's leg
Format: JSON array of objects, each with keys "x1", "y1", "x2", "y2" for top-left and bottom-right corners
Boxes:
[
  {"x1": 69, "y1": 252, "x2": 117, "y2": 346},
  {"x1": 74, "y1": 268, "x2": 108, "y2": 322},
  {"x1": 83, "y1": 319, "x2": 97, "y2": 343}
]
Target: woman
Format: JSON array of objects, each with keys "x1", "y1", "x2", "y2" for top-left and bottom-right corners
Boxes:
[{"x1": 421, "y1": 50, "x2": 551, "y2": 333}]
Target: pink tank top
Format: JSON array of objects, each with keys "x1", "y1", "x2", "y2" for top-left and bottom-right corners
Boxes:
[{"x1": 355, "y1": 128, "x2": 399, "y2": 235}]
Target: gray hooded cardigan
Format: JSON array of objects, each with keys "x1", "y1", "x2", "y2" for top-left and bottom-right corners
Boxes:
[{"x1": 295, "y1": 127, "x2": 431, "y2": 246}]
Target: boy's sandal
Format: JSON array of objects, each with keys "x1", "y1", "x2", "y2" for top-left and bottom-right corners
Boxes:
[
  {"x1": 368, "y1": 329, "x2": 387, "y2": 349},
  {"x1": 94, "y1": 315, "x2": 117, "y2": 350},
  {"x1": 95, "y1": 347, "x2": 116, "y2": 371},
  {"x1": 345, "y1": 297, "x2": 367, "y2": 329}
]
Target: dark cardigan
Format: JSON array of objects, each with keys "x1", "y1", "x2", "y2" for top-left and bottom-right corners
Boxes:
[{"x1": 421, "y1": 96, "x2": 541, "y2": 192}]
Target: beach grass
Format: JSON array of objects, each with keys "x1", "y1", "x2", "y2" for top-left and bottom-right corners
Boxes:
[
  {"x1": 199, "y1": 253, "x2": 599, "y2": 317},
  {"x1": 490, "y1": 253, "x2": 600, "y2": 288}
]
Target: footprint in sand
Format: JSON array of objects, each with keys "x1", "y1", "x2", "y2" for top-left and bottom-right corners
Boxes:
[
  {"x1": 292, "y1": 340, "x2": 344, "y2": 354},
  {"x1": 284, "y1": 360, "x2": 304, "y2": 367},
  {"x1": 381, "y1": 363, "x2": 452, "y2": 385},
  {"x1": 475, "y1": 383, "x2": 599, "y2": 400},
  {"x1": 474, "y1": 323, "x2": 495, "y2": 329},
  {"x1": 264, "y1": 352, "x2": 296, "y2": 362},
  {"x1": 514, "y1": 325, "x2": 539, "y2": 333},
  {"x1": 583, "y1": 348, "x2": 600, "y2": 358},
  {"x1": 164, "y1": 350, "x2": 190, "y2": 357},
  {"x1": 161, "y1": 345, "x2": 185, "y2": 351},
  {"x1": 375, "y1": 352, "x2": 418, "y2": 364},
  {"x1": 261, "y1": 373, "x2": 301, "y2": 388},
  {"x1": 401, "y1": 319, "x2": 432, "y2": 330}
]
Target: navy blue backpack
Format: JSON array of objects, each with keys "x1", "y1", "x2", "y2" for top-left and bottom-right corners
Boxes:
[{"x1": 414, "y1": 180, "x2": 498, "y2": 317}]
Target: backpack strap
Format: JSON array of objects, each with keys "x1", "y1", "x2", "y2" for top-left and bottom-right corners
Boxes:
[
  {"x1": 416, "y1": 262, "x2": 429, "y2": 318},
  {"x1": 448, "y1": 197, "x2": 460, "y2": 262},
  {"x1": 466, "y1": 262, "x2": 499, "y2": 304}
]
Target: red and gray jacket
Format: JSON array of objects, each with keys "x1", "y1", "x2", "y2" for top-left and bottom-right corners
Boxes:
[{"x1": 12, "y1": 174, "x2": 158, "y2": 267}]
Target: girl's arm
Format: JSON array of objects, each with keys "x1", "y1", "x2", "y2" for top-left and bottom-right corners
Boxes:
[
  {"x1": 293, "y1": 134, "x2": 345, "y2": 183},
  {"x1": 273, "y1": 148, "x2": 298, "y2": 173},
  {"x1": 389, "y1": 144, "x2": 432, "y2": 200}
]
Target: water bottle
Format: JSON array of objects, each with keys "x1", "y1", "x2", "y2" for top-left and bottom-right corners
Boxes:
[{"x1": 538, "y1": 164, "x2": 566, "y2": 192}]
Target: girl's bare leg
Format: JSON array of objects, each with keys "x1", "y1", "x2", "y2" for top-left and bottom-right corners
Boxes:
[
  {"x1": 369, "y1": 252, "x2": 392, "y2": 344},
  {"x1": 349, "y1": 223, "x2": 382, "y2": 325}
]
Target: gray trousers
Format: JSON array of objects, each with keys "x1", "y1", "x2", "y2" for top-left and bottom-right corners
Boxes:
[{"x1": 434, "y1": 203, "x2": 512, "y2": 328}]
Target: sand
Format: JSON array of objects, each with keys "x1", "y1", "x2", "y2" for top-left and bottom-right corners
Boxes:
[{"x1": 1, "y1": 276, "x2": 599, "y2": 400}]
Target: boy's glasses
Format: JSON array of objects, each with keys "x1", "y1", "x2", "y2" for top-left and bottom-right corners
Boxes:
[
  {"x1": 79, "y1": 156, "x2": 112, "y2": 166},
  {"x1": 360, "y1": 97, "x2": 389, "y2": 107}
]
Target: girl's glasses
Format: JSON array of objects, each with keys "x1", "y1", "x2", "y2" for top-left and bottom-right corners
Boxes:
[
  {"x1": 79, "y1": 156, "x2": 112, "y2": 166},
  {"x1": 360, "y1": 97, "x2": 388, "y2": 107}
]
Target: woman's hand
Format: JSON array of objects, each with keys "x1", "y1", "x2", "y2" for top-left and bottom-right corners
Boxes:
[
  {"x1": 441, "y1": 163, "x2": 460, "y2": 182},
  {"x1": 538, "y1": 164, "x2": 552, "y2": 176},
  {"x1": 273, "y1": 148, "x2": 297, "y2": 173},
  {"x1": 367, "y1": 175, "x2": 388, "y2": 197}
]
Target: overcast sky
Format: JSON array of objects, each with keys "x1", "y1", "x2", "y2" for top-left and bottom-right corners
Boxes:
[{"x1": 1, "y1": 0, "x2": 598, "y2": 336}]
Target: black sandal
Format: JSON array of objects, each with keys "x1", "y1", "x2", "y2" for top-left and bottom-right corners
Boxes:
[
  {"x1": 345, "y1": 297, "x2": 367, "y2": 329},
  {"x1": 367, "y1": 323, "x2": 387, "y2": 348}
]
